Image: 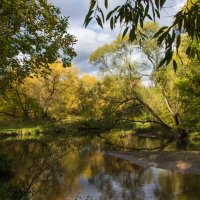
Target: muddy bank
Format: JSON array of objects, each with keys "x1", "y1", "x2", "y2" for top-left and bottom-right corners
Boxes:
[{"x1": 105, "y1": 151, "x2": 200, "y2": 174}]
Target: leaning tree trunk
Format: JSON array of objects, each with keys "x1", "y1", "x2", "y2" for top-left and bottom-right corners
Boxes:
[{"x1": 163, "y1": 92, "x2": 188, "y2": 139}]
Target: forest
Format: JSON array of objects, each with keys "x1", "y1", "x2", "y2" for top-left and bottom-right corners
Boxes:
[
  {"x1": 0, "y1": 22, "x2": 199, "y2": 139},
  {"x1": 0, "y1": 0, "x2": 200, "y2": 199}
]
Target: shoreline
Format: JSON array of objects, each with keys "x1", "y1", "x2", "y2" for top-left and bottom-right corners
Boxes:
[{"x1": 105, "y1": 150, "x2": 200, "y2": 174}]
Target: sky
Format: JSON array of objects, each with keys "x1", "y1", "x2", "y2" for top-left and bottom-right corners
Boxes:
[{"x1": 49, "y1": 0, "x2": 186, "y2": 75}]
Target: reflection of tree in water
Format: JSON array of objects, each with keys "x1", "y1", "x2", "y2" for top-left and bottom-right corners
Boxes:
[
  {"x1": 181, "y1": 174, "x2": 200, "y2": 200},
  {"x1": 154, "y1": 171, "x2": 200, "y2": 200},
  {"x1": 86, "y1": 156, "x2": 148, "y2": 200},
  {"x1": 154, "y1": 171, "x2": 179, "y2": 200},
  {"x1": 1, "y1": 137, "x2": 200, "y2": 200},
  {"x1": 0, "y1": 137, "x2": 79, "y2": 199},
  {"x1": 76, "y1": 154, "x2": 200, "y2": 200}
]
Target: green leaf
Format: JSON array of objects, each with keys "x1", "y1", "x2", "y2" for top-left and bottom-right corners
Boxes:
[
  {"x1": 165, "y1": 49, "x2": 173, "y2": 65},
  {"x1": 84, "y1": 17, "x2": 93, "y2": 27},
  {"x1": 152, "y1": 6, "x2": 155, "y2": 21},
  {"x1": 157, "y1": 57, "x2": 167, "y2": 68},
  {"x1": 129, "y1": 28, "x2": 136, "y2": 41},
  {"x1": 110, "y1": 17, "x2": 114, "y2": 29},
  {"x1": 153, "y1": 26, "x2": 168, "y2": 38},
  {"x1": 157, "y1": 32, "x2": 167, "y2": 45},
  {"x1": 171, "y1": 30, "x2": 175, "y2": 42},
  {"x1": 122, "y1": 27, "x2": 129, "y2": 39},
  {"x1": 84, "y1": 10, "x2": 94, "y2": 27},
  {"x1": 96, "y1": 16, "x2": 103, "y2": 29},
  {"x1": 176, "y1": 35, "x2": 181, "y2": 49},
  {"x1": 90, "y1": 0, "x2": 96, "y2": 10},
  {"x1": 155, "y1": 9, "x2": 160, "y2": 18},
  {"x1": 155, "y1": 0, "x2": 160, "y2": 10},
  {"x1": 146, "y1": 14, "x2": 153, "y2": 20},
  {"x1": 106, "y1": 6, "x2": 120, "y2": 21},
  {"x1": 99, "y1": 9, "x2": 105, "y2": 23},
  {"x1": 158, "y1": 48, "x2": 173, "y2": 68},
  {"x1": 160, "y1": 0, "x2": 166, "y2": 7},
  {"x1": 144, "y1": 3, "x2": 149, "y2": 17},
  {"x1": 105, "y1": 0, "x2": 108, "y2": 9}
]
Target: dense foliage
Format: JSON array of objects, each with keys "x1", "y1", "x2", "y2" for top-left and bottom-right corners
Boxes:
[
  {"x1": 85, "y1": 0, "x2": 200, "y2": 68},
  {"x1": 0, "y1": 2, "x2": 199, "y2": 138},
  {"x1": 0, "y1": 27, "x2": 199, "y2": 135},
  {"x1": 88, "y1": 23, "x2": 200, "y2": 134},
  {"x1": 0, "y1": 0, "x2": 76, "y2": 84}
]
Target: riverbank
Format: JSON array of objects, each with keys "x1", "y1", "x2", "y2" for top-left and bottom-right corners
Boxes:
[{"x1": 105, "y1": 150, "x2": 200, "y2": 174}]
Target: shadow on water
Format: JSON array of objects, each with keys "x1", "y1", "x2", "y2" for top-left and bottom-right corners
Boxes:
[{"x1": 0, "y1": 135, "x2": 200, "y2": 199}]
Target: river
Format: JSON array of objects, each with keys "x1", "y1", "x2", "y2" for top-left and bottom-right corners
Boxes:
[{"x1": 0, "y1": 134, "x2": 200, "y2": 199}]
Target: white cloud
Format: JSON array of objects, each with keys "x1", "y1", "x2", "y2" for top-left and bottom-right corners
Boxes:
[
  {"x1": 49, "y1": 0, "x2": 185, "y2": 75},
  {"x1": 49, "y1": 0, "x2": 119, "y2": 74},
  {"x1": 70, "y1": 26, "x2": 113, "y2": 74}
]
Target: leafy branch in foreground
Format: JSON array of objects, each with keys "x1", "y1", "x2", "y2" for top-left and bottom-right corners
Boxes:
[{"x1": 84, "y1": 0, "x2": 200, "y2": 68}]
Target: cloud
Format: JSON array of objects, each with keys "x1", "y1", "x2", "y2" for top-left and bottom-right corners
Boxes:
[
  {"x1": 49, "y1": 0, "x2": 90, "y2": 26},
  {"x1": 49, "y1": 0, "x2": 118, "y2": 74},
  {"x1": 49, "y1": 0, "x2": 185, "y2": 75},
  {"x1": 70, "y1": 26, "x2": 114, "y2": 73}
]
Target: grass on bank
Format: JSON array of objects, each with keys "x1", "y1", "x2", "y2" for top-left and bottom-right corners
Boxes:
[{"x1": 0, "y1": 117, "x2": 199, "y2": 142}]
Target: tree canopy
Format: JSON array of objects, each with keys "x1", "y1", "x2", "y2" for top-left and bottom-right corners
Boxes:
[
  {"x1": 89, "y1": 23, "x2": 200, "y2": 133},
  {"x1": 85, "y1": 0, "x2": 200, "y2": 68},
  {"x1": 0, "y1": 0, "x2": 76, "y2": 84}
]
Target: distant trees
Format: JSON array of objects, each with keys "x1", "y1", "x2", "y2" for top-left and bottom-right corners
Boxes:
[
  {"x1": 0, "y1": 62, "x2": 67, "y2": 121},
  {"x1": 0, "y1": 62, "x2": 100, "y2": 122}
]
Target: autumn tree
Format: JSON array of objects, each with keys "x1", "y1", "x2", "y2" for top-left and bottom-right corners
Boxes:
[
  {"x1": 0, "y1": 63, "x2": 102, "y2": 122},
  {"x1": 0, "y1": 62, "x2": 70, "y2": 121}
]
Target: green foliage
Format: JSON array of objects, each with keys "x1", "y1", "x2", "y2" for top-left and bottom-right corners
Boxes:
[
  {"x1": 0, "y1": 22, "x2": 199, "y2": 137},
  {"x1": 176, "y1": 59, "x2": 200, "y2": 131},
  {"x1": 85, "y1": 0, "x2": 200, "y2": 68},
  {"x1": 88, "y1": 26, "x2": 200, "y2": 134},
  {"x1": 0, "y1": 0, "x2": 76, "y2": 84}
]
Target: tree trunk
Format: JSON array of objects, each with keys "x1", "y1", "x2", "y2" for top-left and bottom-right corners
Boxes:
[{"x1": 173, "y1": 114, "x2": 180, "y2": 126}]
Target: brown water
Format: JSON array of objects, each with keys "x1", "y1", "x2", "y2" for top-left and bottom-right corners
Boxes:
[{"x1": 0, "y1": 135, "x2": 200, "y2": 200}]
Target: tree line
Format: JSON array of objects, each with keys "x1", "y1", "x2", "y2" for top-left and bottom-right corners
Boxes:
[
  {"x1": 0, "y1": 22, "x2": 199, "y2": 138},
  {"x1": 0, "y1": 1, "x2": 199, "y2": 138}
]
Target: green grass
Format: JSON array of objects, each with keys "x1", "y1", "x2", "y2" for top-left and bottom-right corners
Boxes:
[{"x1": 0, "y1": 124, "x2": 44, "y2": 139}]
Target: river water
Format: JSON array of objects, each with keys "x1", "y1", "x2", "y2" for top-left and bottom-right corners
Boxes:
[{"x1": 0, "y1": 135, "x2": 200, "y2": 200}]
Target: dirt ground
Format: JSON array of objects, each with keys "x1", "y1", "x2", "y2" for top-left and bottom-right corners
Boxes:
[{"x1": 105, "y1": 151, "x2": 200, "y2": 174}]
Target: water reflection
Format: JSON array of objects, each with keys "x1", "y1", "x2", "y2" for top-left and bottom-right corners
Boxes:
[
  {"x1": 114, "y1": 134, "x2": 200, "y2": 151},
  {"x1": 0, "y1": 137, "x2": 200, "y2": 200}
]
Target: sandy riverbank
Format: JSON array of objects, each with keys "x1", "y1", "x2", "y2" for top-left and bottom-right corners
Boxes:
[{"x1": 105, "y1": 151, "x2": 200, "y2": 174}]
